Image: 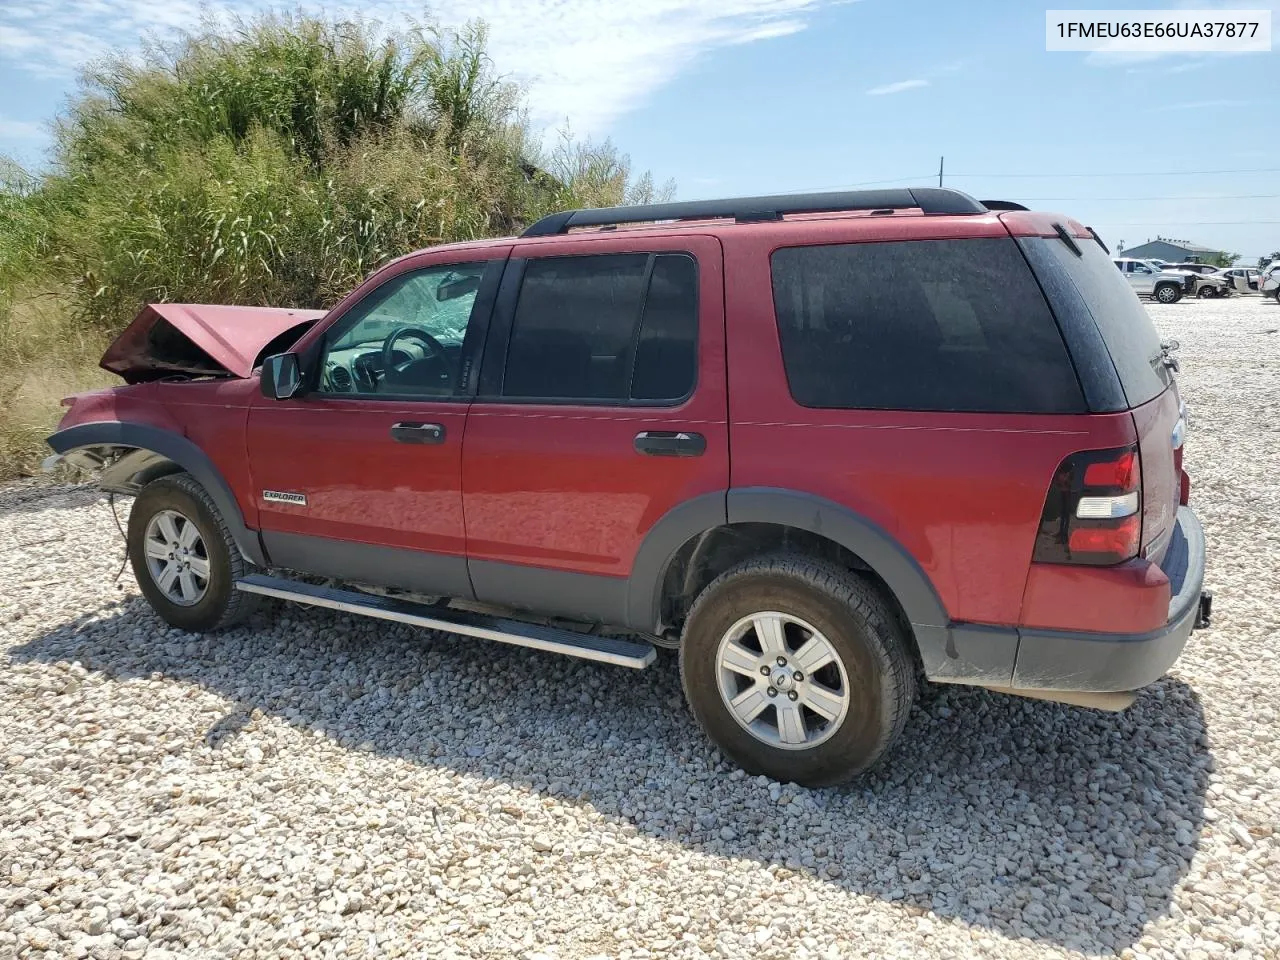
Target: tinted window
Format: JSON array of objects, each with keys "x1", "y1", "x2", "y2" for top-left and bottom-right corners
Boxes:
[
  {"x1": 503, "y1": 253, "x2": 697, "y2": 402},
  {"x1": 631, "y1": 254, "x2": 698, "y2": 401},
  {"x1": 770, "y1": 238, "x2": 1084, "y2": 413},
  {"x1": 1022, "y1": 238, "x2": 1172, "y2": 407}
]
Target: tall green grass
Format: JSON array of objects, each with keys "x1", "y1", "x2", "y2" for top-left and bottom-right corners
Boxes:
[{"x1": 0, "y1": 12, "x2": 670, "y2": 478}]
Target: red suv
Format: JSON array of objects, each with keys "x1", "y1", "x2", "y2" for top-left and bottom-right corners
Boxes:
[{"x1": 48, "y1": 188, "x2": 1209, "y2": 786}]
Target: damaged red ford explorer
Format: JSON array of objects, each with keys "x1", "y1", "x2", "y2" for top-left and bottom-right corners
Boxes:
[{"x1": 47, "y1": 188, "x2": 1210, "y2": 786}]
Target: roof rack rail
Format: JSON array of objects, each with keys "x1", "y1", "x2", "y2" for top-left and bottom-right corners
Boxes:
[
  {"x1": 520, "y1": 187, "x2": 989, "y2": 238},
  {"x1": 980, "y1": 199, "x2": 1028, "y2": 211}
]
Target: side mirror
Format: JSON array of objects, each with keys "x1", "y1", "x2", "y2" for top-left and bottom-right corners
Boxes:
[{"x1": 261, "y1": 353, "x2": 302, "y2": 400}]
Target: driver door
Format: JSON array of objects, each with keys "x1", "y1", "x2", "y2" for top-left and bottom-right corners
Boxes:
[
  {"x1": 1119, "y1": 260, "x2": 1152, "y2": 294},
  {"x1": 245, "y1": 250, "x2": 509, "y2": 598}
]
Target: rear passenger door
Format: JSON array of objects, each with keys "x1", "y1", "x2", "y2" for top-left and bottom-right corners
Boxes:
[{"x1": 462, "y1": 234, "x2": 727, "y2": 625}]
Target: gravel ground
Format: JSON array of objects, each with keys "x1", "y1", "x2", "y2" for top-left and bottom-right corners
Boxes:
[{"x1": 2, "y1": 296, "x2": 1278, "y2": 960}]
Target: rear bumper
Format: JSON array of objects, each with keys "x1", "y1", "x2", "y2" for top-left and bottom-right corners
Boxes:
[
  {"x1": 1011, "y1": 506, "x2": 1205, "y2": 693},
  {"x1": 923, "y1": 506, "x2": 1207, "y2": 703}
]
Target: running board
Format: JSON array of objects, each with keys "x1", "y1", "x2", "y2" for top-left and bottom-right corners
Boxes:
[{"x1": 235, "y1": 574, "x2": 656, "y2": 669}]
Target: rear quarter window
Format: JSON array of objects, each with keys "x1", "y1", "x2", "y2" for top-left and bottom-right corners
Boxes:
[
  {"x1": 1018, "y1": 237, "x2": 1172, "y2": 409},
  {"x1": 769, "y1": 237, "x2": 1085, "y2": 413}
]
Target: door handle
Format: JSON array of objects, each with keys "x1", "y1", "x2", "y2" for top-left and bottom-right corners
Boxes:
[
  {"x1": 391, "y1": 422, "x2": 446, "y2": 444},
  {"x1": 634, "y1": 431, "x2": 706, "y2": 457}
]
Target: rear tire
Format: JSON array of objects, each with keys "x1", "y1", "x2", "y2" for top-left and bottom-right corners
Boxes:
[
  {"x1": 127, "y1": 474, "x2": 260, "y2": 632},
  {"x1": 679, "y1": 554, "x2": 915, "y2": 787},
  {"x1": 1196, "y1": 286, "x2": 1216, "y2": 299},
  {"x1": 1155, "y1": 282, "x2": 1182, "y2": 304}
]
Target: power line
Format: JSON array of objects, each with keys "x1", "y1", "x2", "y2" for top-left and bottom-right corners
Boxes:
[
  {"x1": 776, "y1": 174, "x2": 936, "y2": 193},
  {"x1": 948, "y1": 167, "x2": 1280, "y2": 178},
  {"x1": 774, "y1": 171, "x2": 1280, "y2": 196},
  {"x1": 1016, "y1": 194, "x2": 1280, "y2": 202},
  {"x1": 1089, "y1": 220, "x2": 1280, "y2": 225}
]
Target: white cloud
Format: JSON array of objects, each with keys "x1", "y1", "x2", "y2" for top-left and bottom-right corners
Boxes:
[
  {"x1": 1086, "y1": 0, "x2": 1280, "y2": 68},
  {"x1": 0, "y1": 116, "x2": 46, "y2": 140},
  {"x1": 0, "y1": 0, "x2": 845, "y2": 135},
  {"x1": 1154, "y1": 98, "x2": 1257, "y2": 111},
  {"x1": 866, "y1": 78, "x2": 928, "y2": 96}
]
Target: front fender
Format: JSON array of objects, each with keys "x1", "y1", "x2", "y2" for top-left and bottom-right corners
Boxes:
[{"x1": 46, "y1": 421, "x2": 265, "y2": 566}]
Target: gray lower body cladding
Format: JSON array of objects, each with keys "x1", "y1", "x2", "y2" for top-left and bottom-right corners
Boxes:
[{"x1": 926, "y1": 506, "x2": 1205, "y2": 698}]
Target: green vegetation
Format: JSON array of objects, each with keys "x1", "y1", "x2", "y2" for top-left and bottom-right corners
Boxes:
[
  {"x1": 0, "y1": 13, "x2": 669, "y2": 478},
  {"x1": 1204, "y1": 251, "x2": 1241, "y2": 268}
]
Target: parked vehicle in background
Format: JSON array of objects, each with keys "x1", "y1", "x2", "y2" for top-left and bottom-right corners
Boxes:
[
  {"x1": 1114, "y1": 257, "x2": 1190, "y2": 303},
  {"x1": 1222, "y1": 267, "x2": 1261, "y2": 294},
  {"x1": 1162, "y1": 263, "x2": 1230, "y2": 298},
  {"x1": 46, "y1": 188, "x2": 1209, "y2": 786},
  {"x1": 1259, "y1": 261, "x2": 1280, "y2": 302}
]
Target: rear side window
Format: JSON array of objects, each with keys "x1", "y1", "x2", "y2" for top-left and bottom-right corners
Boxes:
[
  {"x1": 770, "y1": 238, "x2": 1085, "y2": 413},
  {"x1": 1020, "y1": 237, "x2": 1173, "y2": 408},
  {"x1": 631, "y1": 254, "x2": 699, "y2": 402},
  {"x1": 502, "y1": 252, "x2": 698, "y2": 403}
]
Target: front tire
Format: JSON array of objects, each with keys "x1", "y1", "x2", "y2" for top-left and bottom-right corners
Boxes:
[
  {"x1": 127, "y1": 474, "x2": 260, "y2": 632},
  {"x1": 1155, "y1": 282, "x2": 1182, "y2": 304},
  {"x1": 679, "y1": 554, "x2": 915, "y2": 787}
]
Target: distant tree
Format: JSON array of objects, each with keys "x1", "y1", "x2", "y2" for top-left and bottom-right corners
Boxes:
[{"x1": 1205, "y1": 251, "x2": 1241, "y2": 268}]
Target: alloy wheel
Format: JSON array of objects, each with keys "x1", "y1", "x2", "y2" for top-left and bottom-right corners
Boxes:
[
  {"x1": 143, "y1": 509, "x2": 211, "y2": 606},
  {"x1": 715, "y1": 612, "x2": 851, "y2": 750}
]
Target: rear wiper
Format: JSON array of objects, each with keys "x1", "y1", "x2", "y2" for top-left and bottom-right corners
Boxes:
[
  {"x1": 1052, "y1": 222, "x2": 1082, "y2": 257},
  {"x1": 1086, "y1": 226, "x2": 1110, "y2": 254}
]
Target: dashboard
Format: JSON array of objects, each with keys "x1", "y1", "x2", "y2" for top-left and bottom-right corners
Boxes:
[
  {"x1": 322, "y1": 344, "x2": 419, "y2": 393},
  {"x1": 321, "y1": 339, "x2": 465, "y2": 394}
]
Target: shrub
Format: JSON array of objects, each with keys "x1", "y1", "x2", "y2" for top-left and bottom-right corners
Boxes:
[
  {"x1": 0, "y1": 11, "x2": 670, "y2": 476},
  {"x1": 26, "y1": 13, "x2": 669, "y2": 331}
]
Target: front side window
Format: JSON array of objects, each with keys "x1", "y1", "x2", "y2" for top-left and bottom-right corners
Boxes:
[
  {"x1": 319, "y1": 262, "x2": 488, "y2": 397},
  {"x1": 501, "y1": 252, "x2": 698, "y2": 403},
  {"x1": 770, "y1": 238, "x2": 1085, "y2": 413}
]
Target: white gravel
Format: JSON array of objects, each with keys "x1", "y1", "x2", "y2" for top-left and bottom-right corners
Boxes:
[{"x1": 2, "y1": 295, "x2": 1279, "y2": 960}]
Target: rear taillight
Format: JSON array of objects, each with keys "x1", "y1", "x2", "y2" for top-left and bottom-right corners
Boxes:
[{"x1": 1033, "y1": 445, "x2": 1142, "y2": 566}]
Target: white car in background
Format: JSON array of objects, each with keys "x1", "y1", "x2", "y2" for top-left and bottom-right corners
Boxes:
[
  {"x1": 1113, "y1": 258, "x2": 1193, "y2": 303},
  {"x1": 1162, "y1": 263, "x2": 1231, "y2": 298},
  {"x1": 1258, "y1": 261, "x2": 1280, "y2": 302},
  {"x1": 1221, "y1": 267, "x2": 1261, "y2": 294}
]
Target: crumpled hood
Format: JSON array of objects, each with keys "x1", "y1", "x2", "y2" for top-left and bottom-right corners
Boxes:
[{"x1": 101, "y1": 303, "x2": 326, "y2": 383}]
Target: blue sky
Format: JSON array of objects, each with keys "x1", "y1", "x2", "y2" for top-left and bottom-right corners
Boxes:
[{"x1": 2, "y1": 0, "x2": 1277, "y2": 259}]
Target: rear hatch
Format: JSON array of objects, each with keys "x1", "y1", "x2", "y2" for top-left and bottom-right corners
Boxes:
[{"x1": 1008, "y1": 215, "x2": 1183, "y2": 565}]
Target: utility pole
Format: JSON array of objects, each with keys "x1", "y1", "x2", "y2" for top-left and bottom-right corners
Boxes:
[{"x1": 938, "y1": 156, "x2": 944, "y2": 187}]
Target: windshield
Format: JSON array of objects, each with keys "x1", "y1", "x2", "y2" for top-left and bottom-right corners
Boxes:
[{"x1": 329, "y1": 265, "x2": 485, "y2": 352}]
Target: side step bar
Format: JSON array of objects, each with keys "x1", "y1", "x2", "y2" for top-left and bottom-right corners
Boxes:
[{"x1": 235, "y1": 574, "x2": 657, "y2": 669}]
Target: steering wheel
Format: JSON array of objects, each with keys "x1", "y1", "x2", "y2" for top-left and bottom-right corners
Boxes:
[{"x1": 381, "y1": 326, "x2": 446, "y2": 374}]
